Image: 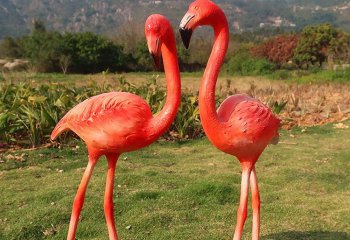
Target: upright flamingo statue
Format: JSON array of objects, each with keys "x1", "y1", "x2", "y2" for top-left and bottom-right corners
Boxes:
[
  {"x1": 179, "y1": 1, "x2": 280, "y2": 239},
  {"x1": 51, "y1": 14, "x2": 181, "y2": 240}
]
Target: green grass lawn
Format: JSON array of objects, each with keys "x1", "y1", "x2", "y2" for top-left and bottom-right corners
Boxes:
[
  {"x1": 269, "y1": 69, "x2": 350, "y2": 84},
  {"x1": 1, "y1": 123, "x2": 350, "y2": 240}
]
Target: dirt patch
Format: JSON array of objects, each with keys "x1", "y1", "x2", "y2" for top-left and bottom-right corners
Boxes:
[{"x1": 235, "y1": 82, "x2": 350, "y2": 129}]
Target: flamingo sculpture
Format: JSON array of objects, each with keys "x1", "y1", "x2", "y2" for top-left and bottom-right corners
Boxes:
[
  {"x1": 51, "y1": 14, "x2": 181, "y2": 240},
  {"x1": 179, "y1": 1, "x2": 280, "y2": 239}
]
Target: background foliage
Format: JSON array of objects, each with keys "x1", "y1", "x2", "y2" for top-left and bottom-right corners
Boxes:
[
  {"x1": 2, "y1": 21, "x2": 131, "y2": 73},
  {"x1": 2, "y1": 21, "x2": 349, "y2": 75},
  {"x1": 0, "y1": 75, "x2": 204, "y2": 148},
  {"x1": 225, "y1": 44, "x2": 276, "y2": 76},
  {"x1": 293, "y1": 23, "x2": 350, "y2": 68}
]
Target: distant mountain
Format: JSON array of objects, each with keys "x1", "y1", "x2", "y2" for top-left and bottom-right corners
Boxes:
[
  {"x1": 0, "y1": 0, "x2": 349, "y2": 39},
  {"x1": 0, "y1": 0, "x2": 27, "y2": 37}
]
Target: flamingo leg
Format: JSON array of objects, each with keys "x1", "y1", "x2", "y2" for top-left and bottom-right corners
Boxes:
[
  {"x1": 250, "y1": 167, "x2": 260, "y2": 240},
  {"x1": 67, "y1": 158, "x2": 97, "y2": 240},
  {"x1": 104, "y1": 154, "x2": 119, "y2": 240},
  {"x1": 233, "y1": 167, "x2": 252, "y2": 240}
]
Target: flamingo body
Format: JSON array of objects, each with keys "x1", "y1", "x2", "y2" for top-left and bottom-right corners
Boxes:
[
  {"x1": 179, "y1": 1, "x2": 280, "y2": 239},
  {"x1": 217, "y1": 94, "x2": 279, "y2": 160},
  {"x1": 52, "y1": 14, "x2": 181, "y2": 240},
  {"x1": 52, "y1": 92, "x2": 155, "y2": 153}
]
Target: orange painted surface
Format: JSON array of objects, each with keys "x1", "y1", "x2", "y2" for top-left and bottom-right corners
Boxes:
[
  {"x1": 51, "y1": 14, "x2": 181, "y2": 240},
  {"x1": 179, "y1": 1, "x2": 280, "y2": 239}
]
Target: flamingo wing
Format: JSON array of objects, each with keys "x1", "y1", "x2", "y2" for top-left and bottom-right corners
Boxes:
[
  {"x1": 51, "y1": 92, "x2": 153, "y2": 149},
  {"x1": 218, "y1": 94, "x2": 280, "y2": 150}
]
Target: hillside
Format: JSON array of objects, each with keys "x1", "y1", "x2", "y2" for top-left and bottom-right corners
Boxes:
[{"x1": 0, "y1": 0, "x2": 350, "y2": 38}]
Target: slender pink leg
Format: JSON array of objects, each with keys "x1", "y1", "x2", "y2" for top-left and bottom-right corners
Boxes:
[
  {"x1": 250, "y1": 167, "x2": 260, "y2": 240},
  {"x1": 233, "y1": 166, "x2": 252, "y2": 240},
  {"x1": 104, "y1": 154, "x2": 119, "y2": 240},
  {"x1": 67, "y1": 158, "x2": 97, "y2": 240}
]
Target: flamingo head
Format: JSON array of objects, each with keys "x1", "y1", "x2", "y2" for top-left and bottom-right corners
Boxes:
[
  {"x1": 179, "y1": 0, "x2": 223, "y2": 49},
  {"x1": 145, "y1": 14, "x2": 171, "y2": 70}
]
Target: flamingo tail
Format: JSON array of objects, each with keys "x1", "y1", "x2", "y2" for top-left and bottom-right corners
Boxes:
[{"x1": 51, "y1": 119, "x2": 69, "y2": 141}]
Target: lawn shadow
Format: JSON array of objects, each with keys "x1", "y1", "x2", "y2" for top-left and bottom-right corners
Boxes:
[{"x1": 262, "y1": 231, "x2": 350, "y2": 240}]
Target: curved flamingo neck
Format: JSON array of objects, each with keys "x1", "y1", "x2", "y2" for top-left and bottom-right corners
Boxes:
[
  {"x1": 148, "y1": 30, "x2": 181, "y2": 139},
  {"x1": 199, "y1": 12, "x2": 229, "y2": 143}
]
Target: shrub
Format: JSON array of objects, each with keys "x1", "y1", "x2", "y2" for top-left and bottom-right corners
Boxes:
[
  {"x1": 2, "y1": 27, "x2": 130, "y2": 73},
  {"x1": 329, "y1": 69, "x2": 350, "y2": 81},
  {"x1": 61, "y1": 32, "x2": 129, "y2": 73},
  {"x1": 131, "y1": 41, "x2": 153, "y2": 71},
  {"x1": 0, "y1": 81, "x2": 110, "y2": 147},
  {"x1": 0, "y1": 37, "x2": 23, "y2": 59},
  {"x1": 225, "y1": 46, "x2": 276, "y2": 76},
  {"x1": 0, "y1": 75, "x2": 203, "y2": 148},
  {"x1": 171, "y1": 94, "x2": 201, "y2": 139},
  {"x1": 271, "y1": 70, "x2": 291, "y2": 80},
  {"x1": 251, "y1": 34, "x2": 299, "y2": 67},
  {"x1": 21, "y1": 32, "x2": 64, "y2": 72}
]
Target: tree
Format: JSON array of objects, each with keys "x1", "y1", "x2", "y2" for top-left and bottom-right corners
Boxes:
[
  {"x1": 32, "y1": 19, "x2": 47, "y2": 34},
  {"x1": 177, "y1": 45, "x2": 191, "y2": 71},
  {"x1": 251, "y1": 34, "x2": 299, "y2": 67},
  {"x1": 20, "y1": 20, "x2": 130, "y2": 73},
  {"x1": 0, "y1": 37, "x2": 23, "y2": 58},
  {"x1": 292, "y1": 23, "x2": 348, "y2": 68},
  {"x1": 132, "y1": 41, "x2": 152, "y2": 71},
  {"x1": 22, "y1": 31, "x2": 64, "y2": 72},
  {"x1": 61, "y1": 32, "x2": 128, "y2": 73},
  {"x1": 59, "y1": 55, "x2": 71, "y2": 74},
  {"x1": 328, "y1": 30, "x2": 350, "y2": 65}
]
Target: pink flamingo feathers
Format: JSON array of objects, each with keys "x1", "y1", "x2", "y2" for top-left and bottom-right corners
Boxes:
[
  {"x1": 179, "y1": 1, "x2": 280, "y2": 239},
  {"x1": 51, "y1": 14, "x2": 181, "y2": 240}
]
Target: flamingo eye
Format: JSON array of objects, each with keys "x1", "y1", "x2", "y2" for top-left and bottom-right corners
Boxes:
[{"x1": 194, "y1": 6, "x2": 199, "y2": 10}]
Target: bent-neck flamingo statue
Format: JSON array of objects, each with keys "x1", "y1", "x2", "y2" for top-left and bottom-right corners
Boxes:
[
  {"x1": 179, "y1": 1, "x2": 280, "y2": 239},
  {"x1": 51, "y1": 14, "x2": 181, "y2": 240}
]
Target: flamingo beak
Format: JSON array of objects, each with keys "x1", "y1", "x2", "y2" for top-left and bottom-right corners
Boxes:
[
  {"x1": 151, "y1": 52, "x2": 162, "y2": 70},
  {"x1": 179, "y1": 13, "x2": 195, "y2": 49},
  {"x1": 147, "y1": 36, "x2": 162, "y2": 70}
]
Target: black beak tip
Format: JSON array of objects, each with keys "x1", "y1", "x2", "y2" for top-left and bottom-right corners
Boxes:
[
  {"x1": 179, "y1": 28, "x2": 193, "y2": 49},
  {"x1": 151, "y1": 53, "x2": 162, "y2": 71}
]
